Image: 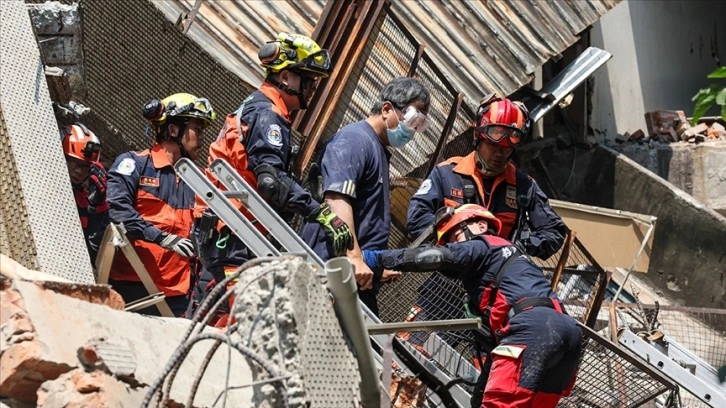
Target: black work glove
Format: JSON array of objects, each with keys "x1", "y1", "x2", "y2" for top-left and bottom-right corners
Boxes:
[
  {"x1": 158, "y1": 232, "x2": 195, "y2": 257},
  {"x1": 315, "y1": 202, "x2": 354, "y2": 257},
  {"x1": 87, "y1": 163, "x2": 107, "y2": 207}
]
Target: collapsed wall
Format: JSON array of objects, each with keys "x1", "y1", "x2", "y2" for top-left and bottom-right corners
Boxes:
[
  {"x1": 0, "y1": 0, "x2": 94, "y2": 283},
  {"x1": 0, "y1": 276, "x2": 253, "y2": 407},
  {"x1": 612, "y1": 141, "x2": 726, "y2": 216},
  {"x1": 539, "y1": 143, "x2": 726, "y2": 309}
]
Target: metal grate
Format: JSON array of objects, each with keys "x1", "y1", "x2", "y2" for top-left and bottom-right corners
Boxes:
[
  {"x1": 80, "y1": 0, "x2": 257, "y2": 169},
  {"x1": 568, "y1": 325, "x2": 673, "y2": 408}
]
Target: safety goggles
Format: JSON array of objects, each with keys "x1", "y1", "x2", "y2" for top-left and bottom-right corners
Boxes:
[
  {"x1": 300, "y1": 50, "x2": 331, "y2": 74},
  {"x1": 82, "y1": 140, "x2": 101, "y2": 162},
  {"x1": 168, "y1": 97, "x2": 214, "y2": 118},
  {"x1": 399, "y1": 105, "x2": 430, "y2": 133},
  {"x1": 473, "y1": 124, "x2": 523, "y2": 146},
  {"x1": 191, "y1": 97, "x2": 214, "y2": 115}
]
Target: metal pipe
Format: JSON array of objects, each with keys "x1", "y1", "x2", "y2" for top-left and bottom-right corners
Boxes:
[
  {"x1": 367, "y1": 318, "x2": 481, "y2": 335},
  {"x1": 608, "y1": 222, "x2": 656, "y2": 340},
  {"x1": 325, "y1": 257, "x2": 381, "y2": 407}
]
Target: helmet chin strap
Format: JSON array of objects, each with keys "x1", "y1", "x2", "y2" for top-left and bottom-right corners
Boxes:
[
  {"x1": 457, "y1": 222, "x2": 485, "y2": 242},
  {"x1": 160, "y1": 121, "x2": 190, "y2": 158},
  {"x1": 178, "y1": 140, "x2": 189, "y2": 159},
  {"x1": 267, "y1": 77, "x2": 307, "y2": 109},
  {"x1": 475, "y1": 149, "x2": 506, "y2": 177}
]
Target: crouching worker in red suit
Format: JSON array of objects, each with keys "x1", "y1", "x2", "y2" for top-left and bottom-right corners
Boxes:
[{"x1": 362, "y1": 204, "x2": 582, "y2": 408}]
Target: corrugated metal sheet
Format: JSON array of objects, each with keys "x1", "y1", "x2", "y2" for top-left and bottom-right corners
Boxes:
[
  {"x1": 152, "y1": 0, "x2": 324, "y2": 88},
  {"x1": 151, "y1": 0, "x2": 620, "y2": 102}
]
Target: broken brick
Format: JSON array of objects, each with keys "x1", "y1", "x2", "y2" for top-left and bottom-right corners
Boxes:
[
  {"x1": 630, "y1": 129, "x2": 645, "y2": 141},
  {"x1": 684, "y1": 123, "x2": 708, "y2": 138}
]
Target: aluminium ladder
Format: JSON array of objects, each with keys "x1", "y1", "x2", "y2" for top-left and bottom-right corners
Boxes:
[
  {"x1": 619, "y1": 328, "x2": 726, "y2": 408},
  {"x1": 175, "y1": 157, "x2": 474, "y2": 407}
]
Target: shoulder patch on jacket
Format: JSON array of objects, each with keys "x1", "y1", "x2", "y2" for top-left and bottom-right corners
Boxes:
[
  {"x1": 414, "y1": 179, "x2": 432, "y2": 196},
  {"x1": 267, "y1": 124, "x2": 283, "y2": 147},
  {"x1": 115, "y1": 157, "x2": 135, "y2": 176}
]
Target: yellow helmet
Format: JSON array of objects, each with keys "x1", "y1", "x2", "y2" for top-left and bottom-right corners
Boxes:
[
  {"x1": 258, "y1": 32, "x2": 332, "y2": 78},
  {"x1": 143, "y1": 93, "x2": 216, "y2": 129}
]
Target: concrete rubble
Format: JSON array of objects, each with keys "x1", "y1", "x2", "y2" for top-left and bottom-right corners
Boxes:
[
  {"x1": 0, "y1": 276, "x2": 253, "y2": 407},
  {"x1": 232, "y1": 256, "x2": 362, "y2": 408}
]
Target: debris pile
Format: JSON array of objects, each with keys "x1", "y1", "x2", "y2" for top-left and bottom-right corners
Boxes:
[
  {"x1": 618, "y1": 110, "x2": 726, "y2": 144},
  {"x1": 0, "y1": 273, "x2": 252, "y2": 407}
]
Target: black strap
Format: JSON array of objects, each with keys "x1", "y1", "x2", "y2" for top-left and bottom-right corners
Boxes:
[
  {"x1": 511, "y1": 170, "x2": 535, "y2": 242},
  {"x1": 506, "y1": 297, "x2": 556, "y2": 320},
  {"x1": 482, "y1": 250, "x2": 526, "y2": 320}
]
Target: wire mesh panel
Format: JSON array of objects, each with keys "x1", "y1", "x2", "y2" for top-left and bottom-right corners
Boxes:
[
  {"x1": 614, "y1": 304, "x2": 726, "y2": 370},
  {"x1": 80, "y1": 0, "x2": 256, "y2": 168},
  {"x1": 567, "y1": 325, "x2": 673, "y2": 408}
]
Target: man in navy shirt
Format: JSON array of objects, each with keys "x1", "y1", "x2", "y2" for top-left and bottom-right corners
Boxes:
[{"x1": 301, "y1": 77, "x2": 431, "y2": 315}]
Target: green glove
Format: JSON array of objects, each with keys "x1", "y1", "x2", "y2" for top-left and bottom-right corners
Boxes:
[{"x1": 316, "y1": 202, "x2": 354, "y2": 256}]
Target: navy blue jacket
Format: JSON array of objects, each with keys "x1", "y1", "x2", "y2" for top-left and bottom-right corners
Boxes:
[
  {"x1": 194, "y1": 83, "x2": 319, "y2": 221},
  {"x1": 377, "y1": 235, "x2": 559, "y2": 334},
  {"x1": 407, "y1": 152, "x2": 565, "y2": 260}
]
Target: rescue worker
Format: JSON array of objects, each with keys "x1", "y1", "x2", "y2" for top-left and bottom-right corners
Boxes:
[
  {"x1": 400, "y1": 95, "x2": 567, "y2": 355},
  {"x1": 300, "y1": 77, "x2": 431, "y2": 316},
  {"x1": 107, "y1": 93, "x2": 216, "y2": 316},
  {"x1": 362, "y1": 204, "x2": 582, "y2": 408},
  {"x1": 188, "y1": 33, "x2": 353, "y2": 323},
  {"x1": 61, "y1": 123, "x2": 110, "y2": 266}
]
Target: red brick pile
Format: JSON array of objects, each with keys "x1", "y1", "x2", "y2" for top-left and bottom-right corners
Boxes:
[{"x1": 627, "y1": 110, "x2": 726, "y2": 143}]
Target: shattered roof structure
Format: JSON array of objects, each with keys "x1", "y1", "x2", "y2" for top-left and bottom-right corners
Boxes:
[{"x1": 153, "y1": 0, "x2": 621, "y2": 102}]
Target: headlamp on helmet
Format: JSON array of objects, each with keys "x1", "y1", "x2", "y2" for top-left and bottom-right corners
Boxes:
[
  {"x1": 143, "y1": 93, "x2": 216, "y2": 132},
  {"x1": 258, "y1": 32, "x2": 332, "y2": 78},
  {"x1": 435, "y1": 204, "x2": 502, "y2": 245}
]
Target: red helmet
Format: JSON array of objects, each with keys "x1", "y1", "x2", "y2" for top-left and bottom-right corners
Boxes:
[
  {"x1": 435, "y1": 204, "x2": 502, "y2": 245},
  {"x1": 60, "y1": 124, "x2": 101, "y2": 162},
  {"x1": 473, "y1": 95, "x2": 530, "y2": 148}
]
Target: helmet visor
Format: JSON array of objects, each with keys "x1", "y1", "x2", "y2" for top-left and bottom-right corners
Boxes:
[
  {"x1": 474, "y1": 124, "x2": 523, "y2": 146},
  {"x1": 401, "y1": 105, "x2": 429, "y2": 133},
  {"x1": 82, "y1": 140, "x2": 101, "y2": 162}
]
